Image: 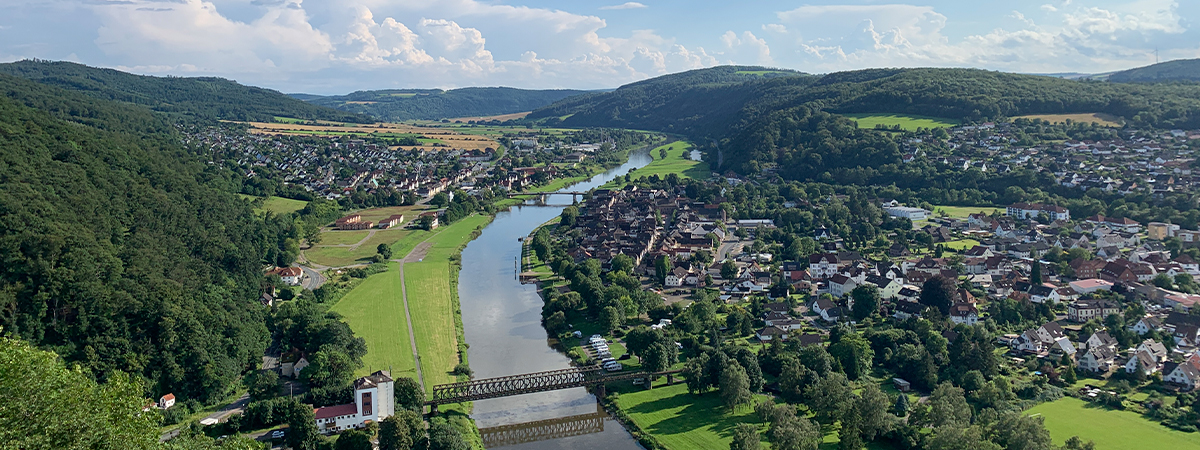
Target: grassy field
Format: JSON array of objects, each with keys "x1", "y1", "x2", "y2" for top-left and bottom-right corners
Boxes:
[
  {"x1": 317, "y1": 230, "x2": 372, "y2": 245},
  {"x1": 1026, "y1": 397, "x2": 1200, "y2": 450},
  {"x1": 329, "y1": 262, "x2": 419, "y2": 379},
  {"x1": 736, "y1": 70, "x2": 794, "y2": 76},
  {"x1": 943, "y1": 239, "x2": 981, "y2": 251},
  {"x1": 843, "y1": 114, "x2": 959, "y2": 131},
  {"x1": 306, "y1": 229, "x2": 409, "y2": 267},
  {"x1": 613, "y1": 383, "x2": 771, "y2": 450},
  {"x1": 239, "y1": 194, "x2": 308, "y2": 216},
  {"x1": 403, "y1": 215, "x2": 492, "y2": 392},
  {"x1": 604, "y1": 141, "x2": 708, "y2": 188},
  {"x1": 931, "y1": 205, "x2": 1000, "y2": 218},
  {"x1": 1014, "y1": 113, "x2": 1123, "y2": 127}
]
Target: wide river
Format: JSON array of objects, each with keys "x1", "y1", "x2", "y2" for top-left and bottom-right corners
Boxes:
[{"x1": 457, "y1": 147, "x2": 653, "y2": 449}]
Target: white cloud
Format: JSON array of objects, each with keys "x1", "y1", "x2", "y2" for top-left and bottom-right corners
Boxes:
[
  {"x1": 599, "y1": 2, "x2": 647, "y2": 10},
  {"x1": 719, "y1": 30, "x2": 772, "y2": 65}
]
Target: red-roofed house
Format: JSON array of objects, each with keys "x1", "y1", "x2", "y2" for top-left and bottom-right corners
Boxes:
[{"x1": 158, "y1": 393, "x2": 176, "y2": 410}]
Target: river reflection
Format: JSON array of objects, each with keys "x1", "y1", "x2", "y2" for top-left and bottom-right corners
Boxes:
[{"x1": 457, "y1": 148, "x2": 652, "y2": 449}]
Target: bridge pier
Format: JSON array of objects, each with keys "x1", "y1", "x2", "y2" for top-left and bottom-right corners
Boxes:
[
  {"x1": 429, "y1": 403, "x2": 439, "y2": 416},
  {"x1": 594, "y1": 383, "x2": 606, "y2": 400},
  {"x1": 666, "y1": 374, "x2": 675, "y2": 386}
]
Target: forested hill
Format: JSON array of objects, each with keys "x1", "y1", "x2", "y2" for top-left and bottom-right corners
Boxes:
[
  {"x1": 527, "y1": 65, "x2": 815, "y2": 134},
  {"x1": 1108, "y1": 58, "x2": 1200, "y2": 83},
  {"x1": 0, "y1": 60, "x2": 370, "y2": 123},
  {"x1": 299, "y1": 87, "x2": 589, "y2": 121},
  {"x1": 0, "y1": 72, "x2": 273, "y2": 402},
  {"x1": 529, "y1": 66, "x2": 1200, "y2": 174}
]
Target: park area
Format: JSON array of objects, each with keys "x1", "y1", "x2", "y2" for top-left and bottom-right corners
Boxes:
[
  {"x1": 604, "y1": 141, "x2": 709, "y2": 188},
  {"x1": 613, "y1": 383, "x2": 772, "y2": 450},
  {"x1": 1026, "y1": 397, "x2": 1200, "y2": 450},
  {"x1": 843, "y1": 114, "x2": 958, "y2": 131},
  {"x1": 931, "y1": 205, "x2": 1001, "y2": 218}
]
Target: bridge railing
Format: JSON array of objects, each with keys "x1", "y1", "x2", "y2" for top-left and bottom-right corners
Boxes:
[{"x1": 428, "y1": 366, "x2": 682, "y2": 406}]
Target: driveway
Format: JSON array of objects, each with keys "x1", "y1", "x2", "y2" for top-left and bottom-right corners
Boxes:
[{"x1": 298, "y1": 265, "x2": 325, "y2": 290}]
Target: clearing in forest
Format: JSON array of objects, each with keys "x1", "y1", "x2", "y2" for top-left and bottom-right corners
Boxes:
[
  {"x1": 1014, "y1": 113, "x2": 1123, "y2": 127},
  {"x1": 843, "y1": 113, "x2": 959, "y2": 131}
]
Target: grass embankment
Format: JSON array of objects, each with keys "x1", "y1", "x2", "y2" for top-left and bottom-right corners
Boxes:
[
  {"x1": 843, "y1": 114, "x2": 958, "y2": 131},
  {"x1": 329, "y1": 262, "x2": 417, "y2": 379},
  {"x1": 612, "y1": 382, "x2": 773, "y2": 450},
  {"x1": 402, "y1": 214, "x2": 492, "y2": 392},
  {"x1": 1026, "y1": 397, "x2": 1200, "y2": 450},
  {"x1": 604, "y1": 141, "x2": 708, "y2": 189}
]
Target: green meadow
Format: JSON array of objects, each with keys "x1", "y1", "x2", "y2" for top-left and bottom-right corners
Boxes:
[
  {"x1": 843, "y1": 113, "x2": 958, "y2": 131},
  {"x1": 1026, "y1": 397, "x2": 1200, "y2": 450}
]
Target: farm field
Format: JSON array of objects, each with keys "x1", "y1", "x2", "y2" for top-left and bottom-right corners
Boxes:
[
  {"x1": 240, "y1": 121, "x2": 499, "y2": 151},
  {"x1": 931, "y1": 205, "x2": 1001, "y2": 218},
  {"x1": 604, "y1": 141, "x2": 708, "y2": 188},
  {"x1": 1026, "y1": 397, "x2": 1200, "y2": 450},
  {"x1": 403, "y1": 214, "x2": 492, "y2": 393},
  {"x1": 1014, "y1": 113, "x2": 1123, "y2": 127},
  {"x1": 613, "y1": 383, "x2": 771, "y2": 450},
  {"x1": 843, "y1": 114, "x2": 959, "y2": 131},
  {"x1": 447, "y1": 111, "x2": 531, "y2": 122},
  {"x1": 329, "y1": 262, "x2": 418, "y2": 379}
]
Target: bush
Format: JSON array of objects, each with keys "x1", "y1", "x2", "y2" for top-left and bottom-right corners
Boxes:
[
  {"x1": 451, "y1": 363, "x2": 474, "y2": 378},
  {"x1": 161, "y1": 403, "x2": 192, "y2": 425}
]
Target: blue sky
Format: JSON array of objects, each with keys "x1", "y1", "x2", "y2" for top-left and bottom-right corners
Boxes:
[{"x1": 2, "y1": 0, "x2": 1197, "y2": 94}]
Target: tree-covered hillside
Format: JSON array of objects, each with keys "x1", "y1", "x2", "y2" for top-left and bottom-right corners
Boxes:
[
  {"x1": 1108, "y1": 58, "x2": 1200, "y2": 83},
  {"x1": 0, "y1": 60, "x2": 370, "y2": 123},
  {"x1": 301, "y1": 86, "x2": 588, "y2": 121},
  {"x1": 528, "y1": 65, "x2": 814, "y2": 135},
  {"x1": 0, "y1": 73, "x2": 274, "y2": 403},
  {"x1": 530, "y1": 66, "x2": 1200, "y2": 174}
]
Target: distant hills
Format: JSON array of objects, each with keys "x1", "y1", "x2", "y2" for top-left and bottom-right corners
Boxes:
[
  {"x1": 529, "y1": 65, "x2": 1200, "y2": 175},
  {"x1": 0, "y1": 60, "x2": 369, "y2": 123},
  {"x1": 297, "y1": 87, "x2": 590, "y2": 121},
  {"x1": 1108, "y1": 58, "x2": 1200, "y2": 83}
]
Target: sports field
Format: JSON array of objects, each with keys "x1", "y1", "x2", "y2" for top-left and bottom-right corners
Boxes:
[
  {"x1": 931, "y1": 205, "x2": 1000, "y2": 218},
  {"x1": 613, "y1": 383, "x2": 771, "y2": 450},
  {"x1": 329, "y1": 262, "x2": 418, "y2": 379},
  {"x1": 1026, "y1": 397, "x2": 1200, "y2": 450},
  {"x1": 402, "y1": 214, "x2": 492, "y2": 392},
  {"x1": 843, "y1": 114, "x2": 958, "y2": 131},
  {"x1": 605, "y1": 141, "x2": 708, "y2": 188}
]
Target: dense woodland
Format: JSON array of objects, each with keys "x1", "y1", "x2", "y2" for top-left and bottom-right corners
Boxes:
[
  {"x1": 0, "y1": 60, "x2": 369, "y2": 123},
  {"x1": 302, "y1": 87, "x2": 588, "y2": 121},
  {"x1": 1108, "y1": 58, "x2": 1200, "y2": 83}
]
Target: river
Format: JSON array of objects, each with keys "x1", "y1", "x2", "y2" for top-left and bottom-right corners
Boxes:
[{"x1": 457, "y1": 147, "x2": 653, "y2": 449}]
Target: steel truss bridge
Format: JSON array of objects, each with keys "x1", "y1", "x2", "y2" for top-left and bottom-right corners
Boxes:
[
  {"x1": 477, "y1": 404, "x2": 607, "y2": 448},
  {"x1": 427, "y1": 365, "x2": 679, "y2": 410}
]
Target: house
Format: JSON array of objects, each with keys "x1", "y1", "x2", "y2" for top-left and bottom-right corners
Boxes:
[
  {"x1": 1006, "y1": 202, "x2": 1070, "y2": 221},
  {"x1": 756, "y1": 325, "x2": 791, "y2": 342},
  {"x1": 1077, "y1": 346, "x2": 1117, "y2": 373},
  {"x1": 1131, "y1": 316, "x2": 1165, "y2": 336},
  {"x1": 418, "y1": 211, "x2": 440, "y2": 229},
  {"x1": 281, "y1": 353, "x2": 310, "y2": 379},
  {"x1": 863, "y1": 275, "x2": 903, "y2": 299},
  {"x1": 1067, "y1": 298, "x2": 1121, "y2": 323},
  {"x1": 377, "y1": 215, "x2": 405, "y2": 228},
  {"x1": 1165, "y1": 362, "x2": 1200, "y2": 390},
  {"x1": 314, "y1": 371, "x2": 395, "y2": 434},
  {"x1": 812, "y1": 298, "x2": 841, "y2": 323},
  {"x1": 892, "y1": 300, "x2": 924, "y2": 320},
  {"x1": 828, "y1": 274, "x2": 857, "y2": 298},
  {"x1": 1069, "y1": 279, "x2": 1114, "y2": 295},
  {"x1": 1070, "y1": 259, "x2": 1108, "y2": 279},
  {"x1": 269, "y1": 266, "x2": 303, "y2": 285},
  {"x1": 1137, "y1": 339, "x2": 1170, "y2": 363},
  {"x1": 158, "y1": 393, "x2": 176, "y2": 410},
  {"x1": 781, "y1": 261, "x2": 806, "y2": 281},
  {"x1": 808, "y1": 253, "x2": 839, "y2": 279},
  {"x1": 1013, "y1": 322, "x2": 1076, "y2": 355},
  {"x1": 1085, "y1": 330, "x2": 1118, "y2": 351},
  {"x1": 665, "y1": 267, "x2": 689, "y2": 287},
  {"x1": 1126, "y1": 350, "x2": 1161, "y2": 376},
  {"x1": 883, "y1": 206, "x2": 930, "y2": 220},
  {"x1": 949, "y1": 303, "x2": 980, "y2": 325}
]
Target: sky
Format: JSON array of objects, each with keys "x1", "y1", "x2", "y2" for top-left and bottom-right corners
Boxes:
[{"x1": 2, "y1": 0, "x2": 1198, "y2": 94}]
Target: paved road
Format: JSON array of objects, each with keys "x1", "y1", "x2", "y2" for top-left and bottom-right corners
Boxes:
[
  {"x1": 298, "y1": 265, "x2": 325, "y2": 290},
  {"x1": 717, "y1": 238, "x2": 744, "y2": 261}
]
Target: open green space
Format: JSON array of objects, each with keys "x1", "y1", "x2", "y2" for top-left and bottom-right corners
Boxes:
[
  {"x1": 403, "y1": 215, "x2": 492, "y2": 393},
  {"x1": 736, "y1": 70, "x2": 793, "y2": 76},
  {"x1": 943, "y1": 239, "x2": 981, "y2": 251},
  {"x1": 613, "y1": 382, "x2": 770, "y2": 450},
  {"x1": 1026, "y1": 397, "x2": 1200, "y2": 450},
  {"x1": 931, "y1": 205, "x2": 1001, "y2": 218},
  {"x1": 604, "y1": 141, "x2": 708, "y2": 188},
  {"x1": 843, "y1": 114, "x2": 959, "y2": 131},
  {"x1": 329, "y1": 262, "x2": 418, "y2": 379},
  {"x1": 239, "y1": 194, "x2": 308, "y2": 216},
  {"x1": 273, "y1": 116, "x2": 305, "y2": 124},
  {"x1": 317, "y1": 230, "x2": 372, "y2": 245}
]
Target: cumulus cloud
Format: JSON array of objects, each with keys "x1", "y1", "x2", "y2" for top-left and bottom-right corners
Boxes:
[
  {"x1": 600, "y1": 2, "x2": 647, "y2": 10},
  {"x1": 719, "y1": 30, "x2": 772, "y2": 65}
]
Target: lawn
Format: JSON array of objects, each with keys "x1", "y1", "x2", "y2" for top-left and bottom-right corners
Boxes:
[
  {"x1": 239, "y1": 194, "x2": 308, "y2": 216},
  {"x1": 931, "y1": 205, "x2": 1000, "y2": 218},
  {"x1": 317, "y1": 230, "x2": 372, "y2": 246},
  {"x1": 329, "y1": 262, "x2": 419, "y2": 379},
  {"x1": 403, "y1": 215, "x2": 492, "y2": 393},
  {"x1": 1026, "y1": 397, "x2": 1200, "y2": 450},
  {"x1": 604, "y1": 141, "x2": 708, "y2": 188},
  {"x1": 613, "y1": 382, "x2": 771, "y2": 450},
  {"x1": 1014, "y1": 113, "x2": 1123, "y2": 128},
  {"x1": 843, "y1": 114, "x2": 959, "y2": 131},
  {"x1": 943, "y1": 239, "x2": 980, "y2": 251}
]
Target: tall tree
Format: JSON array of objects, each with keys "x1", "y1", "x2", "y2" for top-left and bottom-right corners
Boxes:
[
  {"x1": 720, "y1": 363, "x2": 754, "y2": 411},
  {"x1": 1030, "y1": 261, "x2": 1043, "y2": 285},
  {"x1": 394, "y1": 377, "x2": 425, "y2": 412},
  {"x1": 850, "y1": 285, "x2": 881, "y2": 321},
  {"x1": 730, "y1": 423, "x2": 762, "y2": 450},
  {"x1": 335, "y1": 429, "x2": 374, "y2": 450},
  {"x1": 925, "y1": 382, "x2": 972, "y2": 428},
  {"x1": 919, "y1": 275, "x2": 958, "y2": 315}
]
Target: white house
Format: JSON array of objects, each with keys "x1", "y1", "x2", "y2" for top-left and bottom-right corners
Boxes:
[
  {"x1": 828, "y1": 274, "x2": 857, "y2": 298},
  {"x1": 756, "y1": 325, "x2": 790, "y2": 342},
  {"x1": 949, "y1": 303, "x2": 980, "y2": 325},
  {"x1": 812, "y1": 298, "x2": 841, "y2": 323},
  {"x1": 158, "y1": 393, "x2": 176, "y2": 410},
  {"x1": 314, "y1": 371, "x2": 395, "y2": 434},
  {"x1": 808, "y1": 253, "x2": 839, "y2": 279},
  {"x1": 1131, "y1": 316, "x2": 1165, "y2": 336},
  {"x1": 1077, "y1": 346, "x2": 1116, "y2": 373},
  {"x1": 270, "y1": 266, "x2": 303, "y2": 286},
  {"x1": 1164, "y1": 362, "x2": 1200, "y2": 390},
  {"x1": 1006, "y1": 202, "x2": 1070, "y2": 221}
]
